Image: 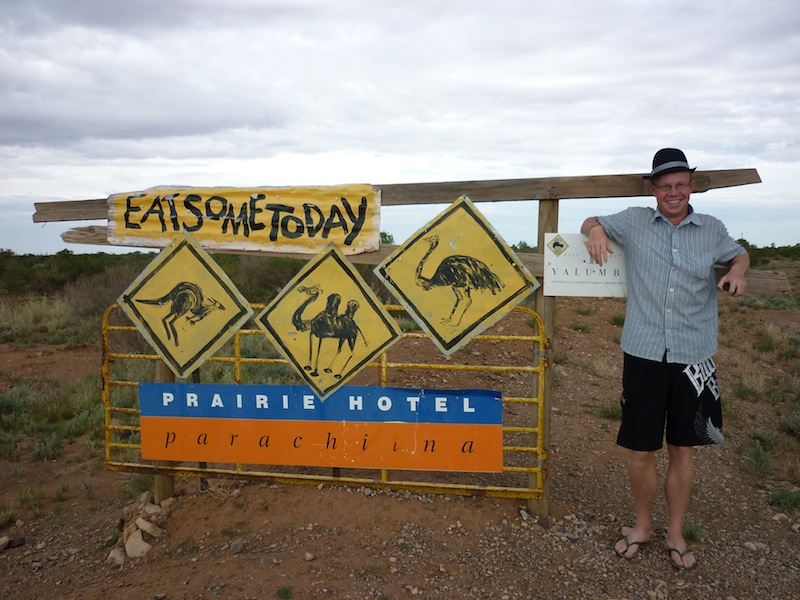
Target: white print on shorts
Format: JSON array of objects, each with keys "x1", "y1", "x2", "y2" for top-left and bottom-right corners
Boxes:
[{"x1": 683, "y1": 358, "x2": 721, "y2": 400}]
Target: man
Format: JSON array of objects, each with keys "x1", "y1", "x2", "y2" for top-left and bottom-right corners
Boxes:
[{"x1": 581, "y1": 148, "x2": 749, "y2": 570}]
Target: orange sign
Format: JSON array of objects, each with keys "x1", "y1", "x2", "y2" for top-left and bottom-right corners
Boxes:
[{"x1": 138, "y1": 382, "x2": 504, "y2": 472}]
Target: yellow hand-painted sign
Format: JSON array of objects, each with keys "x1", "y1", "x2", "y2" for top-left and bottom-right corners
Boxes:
[
  {"x1": 375, "y1": 196, "x2": 539, "y2": 355},
  {"x1": 118, "y1": 232, "x2": 254, "y2": 378},
  {"x1": 257, "y1": 244, "x2": 402, "y2": 399},
  {"x1": 108, "y1": 184, "x2": 380, "y2": 255}
]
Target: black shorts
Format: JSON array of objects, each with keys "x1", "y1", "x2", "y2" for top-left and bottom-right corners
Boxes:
[{"x1": 616, "y1": 353, "x2": 724, "y2": 452}]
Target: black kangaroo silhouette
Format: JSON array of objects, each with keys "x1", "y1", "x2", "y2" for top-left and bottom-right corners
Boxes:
[
  {"x1": 415, "y1": 234, "x2": 504, "y2": 326},
  {"x1": 136, "y1": 282, "x2": 225, "y2": 346}
]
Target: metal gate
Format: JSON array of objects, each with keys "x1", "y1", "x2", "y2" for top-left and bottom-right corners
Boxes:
[{"x1": 102, "y1": 302, "x2": 549, "y2": 499}]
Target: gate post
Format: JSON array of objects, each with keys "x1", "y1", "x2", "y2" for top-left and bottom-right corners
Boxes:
[
  {"x1": 153, "y1": 360, "x2": 176, "y2": 503},
  {"x1": 528, "y1": 198, "x2": 558, "y2": 515}
]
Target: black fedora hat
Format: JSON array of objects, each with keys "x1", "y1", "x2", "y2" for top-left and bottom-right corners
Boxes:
[{"x1": 644, "y1": 148, "x2": 696, "y2": 180}]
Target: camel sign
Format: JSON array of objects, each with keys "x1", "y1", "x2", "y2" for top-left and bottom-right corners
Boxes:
[
  {"x1": 108, "y1": 184, "x2": 380, "y2": 256},
  {"x1": 118, "y1": 233, "x2": 254, "y2": 379},
  {"x1": 257, "y1": 244, "x2": 402, "y2": 399},
  {"x1": 375, "y1": 196, "x2": 539, "y2": 355}
]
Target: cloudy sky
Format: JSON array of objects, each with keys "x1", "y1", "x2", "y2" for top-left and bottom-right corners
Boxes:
[{"x1": 1, "y1": 0, "x2": 798, "y2": 255}]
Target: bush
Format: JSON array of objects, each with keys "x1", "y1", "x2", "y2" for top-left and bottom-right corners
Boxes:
[
  {"x1": 768, "y1": 489, "x2": 800, "y2": 509},
  {"x1": 781, "y1": 411, "x2": 800, "y2": 439}
]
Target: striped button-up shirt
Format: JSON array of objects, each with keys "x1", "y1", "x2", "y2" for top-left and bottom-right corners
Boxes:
[{"x1": 598, "y1": 206, "x2": 746, "y2": 364}]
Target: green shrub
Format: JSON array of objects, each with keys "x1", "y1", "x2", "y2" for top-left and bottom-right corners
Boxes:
[
  {"x1": 569, "y1": 321, "x2": 592, "y2": 332},
  {"x1": 599, "y1": 401, "x2": 622, "y2": 420},
  {"x1": 781, "y1": 411, "x2": 800, "y2": 438},
  {"x1": 745, "y1": 442, "x2": 774, "y2": 477},
  {"x1": 768, "y1": 489, "x2": 800, "y2": 509},
  {"x1": 682, "y1": 522, "x2": 703, "y2": 542},
  {"x1": 750, "y1": 429, "x2": 778, "y2": 452},
  {"x1": 609, "y1": 313, "x2": 625, "y2": 327}
]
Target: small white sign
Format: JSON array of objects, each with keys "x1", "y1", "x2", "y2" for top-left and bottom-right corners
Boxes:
[{"x1": 544, "y1": 233, "x2": 627, "y2": 297}]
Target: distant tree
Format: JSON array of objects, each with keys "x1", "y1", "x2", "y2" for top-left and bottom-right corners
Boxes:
[
  {"x1": 380, "y1": 231, "x2": 395, "y2": 245},
  {"x1": 512, "y1": 241, "x2": 536, "y2": 253}
]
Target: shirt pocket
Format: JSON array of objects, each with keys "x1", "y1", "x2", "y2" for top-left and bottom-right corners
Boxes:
[{"x1": 683, "y1": 251, "x2": 715, "y2": 280}]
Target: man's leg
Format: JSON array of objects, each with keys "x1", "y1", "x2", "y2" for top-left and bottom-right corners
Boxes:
[
  {"x1": 664, "y1": 443, "x2": 696, "y2": 568},
  {"x1": 614, "y1": 449, "x2": 656, "y2": 557}
]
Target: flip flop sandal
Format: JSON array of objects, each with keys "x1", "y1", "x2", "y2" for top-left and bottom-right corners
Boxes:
[
  {"x1": 668, "y1": 547, "x2": 696, "y2": 570},
  {"x1": 614, "y1": 537, "x2": 649, "y2": 559}
]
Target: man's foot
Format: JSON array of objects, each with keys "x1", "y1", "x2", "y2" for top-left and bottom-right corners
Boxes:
[
  {"x1": 667, "y1": 546, "x2": 696, "y2": 570},
  {"x1": 614, "y1": 536, "x2": 650, "y2": 559}
]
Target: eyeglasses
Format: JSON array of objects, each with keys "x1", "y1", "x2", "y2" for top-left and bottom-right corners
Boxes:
[{"x1": 654, "y1": 182, "x2": 691, "y2": 193}]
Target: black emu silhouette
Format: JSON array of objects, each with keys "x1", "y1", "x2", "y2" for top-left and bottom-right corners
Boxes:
[
  {"x1": 415, "y1": 234, "x2": 504, "y2": 326},
  {"x1": 136, "y1": 282, "x2": 224, "y2": 346}
]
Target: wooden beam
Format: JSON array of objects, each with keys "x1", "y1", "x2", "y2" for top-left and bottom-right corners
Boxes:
[
  {"x1": 33, "y1": 198, "x2": 107, "y2": 222},
  {"x1": 529, "y1": 199, "x2": 559, "y2": 517},
  {"x1": 32, "y1": 168, "x2": 761, "y2": 223},
  {"x1": 378, "y1": 169, "x2": 761, "y2": 205},
  {"x1": 61, "y1": 225, "x2": 791, "y2": 296}
]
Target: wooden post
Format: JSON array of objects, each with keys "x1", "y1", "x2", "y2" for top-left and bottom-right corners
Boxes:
[
  {"x1": 528, "y1": 198, "x2": 559, "y2": 516},
  {"x1": 192, "y1": 368, "x2": 210, "y2": 491},
  {"x1": 153, "y1": 360, "x2": 176, "y2": 503}
]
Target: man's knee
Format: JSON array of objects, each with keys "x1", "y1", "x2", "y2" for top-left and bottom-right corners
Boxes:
[
  {"x1": 666, "y1": 444, "x2": 694, "y2": 467},
  {"x1": 629, "y1": 450, "x2": 657, "y2": 470}
]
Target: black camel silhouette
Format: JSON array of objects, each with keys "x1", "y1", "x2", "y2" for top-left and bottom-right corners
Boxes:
[{"x1": 291, "y1": 286, "x2": 366, "y2": 377}]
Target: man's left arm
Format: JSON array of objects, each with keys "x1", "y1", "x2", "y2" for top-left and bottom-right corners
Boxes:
[{"x1": 718, "y1": 252, "x2": 750, "y2": 297}]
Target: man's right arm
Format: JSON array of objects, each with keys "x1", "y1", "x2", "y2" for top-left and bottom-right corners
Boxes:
[{"x1": 581, "y1": 217, "x2": 614, "y2": 266}]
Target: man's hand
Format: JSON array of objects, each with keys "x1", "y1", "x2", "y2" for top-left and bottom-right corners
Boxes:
[
  {"x1": 581, "y1": 217, "x2": 614, "y2": 267},
  {"x1": 718, "y1": 253, "x2": 750, "y2": 297}
]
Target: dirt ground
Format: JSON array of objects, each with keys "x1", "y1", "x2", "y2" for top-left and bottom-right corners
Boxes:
[{"x1": 1, "y1": 283, "x2": 799, "y2": 599}]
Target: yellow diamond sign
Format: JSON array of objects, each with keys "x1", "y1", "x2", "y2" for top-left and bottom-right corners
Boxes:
[
  {"x1": 375, "y1": 196, "x2": 539, "y2": 355},
  {"x1": 257, "y1": 244, "x2": 402, "y2": 399},
  {"x1": 118, "y1": 232, "x2": 254, "y2": 378}
]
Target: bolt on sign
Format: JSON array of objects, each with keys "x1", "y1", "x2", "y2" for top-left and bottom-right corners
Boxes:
[
  {"x1": 118, "y1": 232, "x2": 254, "y2": 379},
  {"x1": 137, "y1": 382, "x2": 504, "y2": 472},
  {"x1": 375, "y1": 196, "x2": 539, "y2": 355},
  {"x1": 257, "y1": 243, "x2": 402, "y2": 400},
  {"x1": 544, "y1": 233, "x2": 627, "y2": 297},
  {"x1": 107, "y1": 184, "x2": 380, "y2": 255}
]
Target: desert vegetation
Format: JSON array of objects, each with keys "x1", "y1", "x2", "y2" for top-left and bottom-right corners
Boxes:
[{"x1": 0, "y1": 242, "x2": 798, "y2": 517}]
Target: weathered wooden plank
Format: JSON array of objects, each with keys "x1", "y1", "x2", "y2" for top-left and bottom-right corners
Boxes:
[
  {"x1": 33, "y1": 169, "x2": 761, "y2": 222},
  {"x1": 33, "y1": 198, "x2": 107, "y2": 222},
  {"x1": 61, "y1": 225, "x2": 543, "y2": 274},
  {"x1": 60, "y1": 225, "x2": 790, "y2": 296},
  {"x1": 377, "y1": 169, "x2": 761, "y2": 205}
]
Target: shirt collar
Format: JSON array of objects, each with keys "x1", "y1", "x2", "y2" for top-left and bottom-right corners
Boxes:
[{"x1": 652, "y1": 204, "x2": 704, "y2": 227}]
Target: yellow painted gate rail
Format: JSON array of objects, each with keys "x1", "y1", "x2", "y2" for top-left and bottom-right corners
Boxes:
[{"x1": 102, "y1": 302, "x2": 549, "y2": 500}]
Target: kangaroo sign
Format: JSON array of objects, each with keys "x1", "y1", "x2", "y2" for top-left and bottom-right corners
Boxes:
[{"x1": 118, "y1": 233, "x2": 254, "y2": 378}]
